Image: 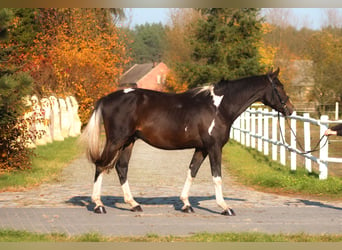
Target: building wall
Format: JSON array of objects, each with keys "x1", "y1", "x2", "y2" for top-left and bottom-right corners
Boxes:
[{"x1": 137, "y1": 62, "x2": 169, "y2": 91}]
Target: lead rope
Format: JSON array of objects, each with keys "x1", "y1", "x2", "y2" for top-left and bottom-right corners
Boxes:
[
  {"x1": 267, "y1": 74, "x2": 329, "y2": 155},
  {"x1": 277, "y1": 112, "x2": 328, "y2": 155}
]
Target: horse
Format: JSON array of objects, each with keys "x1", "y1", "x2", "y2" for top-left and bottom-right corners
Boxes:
[{"x1": 80, "y1": 68, "x2": 294, "y2": 215}]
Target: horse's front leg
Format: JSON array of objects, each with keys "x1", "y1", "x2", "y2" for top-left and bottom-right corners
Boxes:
[
  {"x1": 92, "y1": 167, "x2": 106, "y2": 213},
  {"x1": 115, "y1": 142, "x2": 142, "y2": 212},
  {"x1": 180, "y1": 149, "x2": 207, "y2": 213},
  {"x1": 209, "y1": 146, "x2": 235, "y2": 216}
]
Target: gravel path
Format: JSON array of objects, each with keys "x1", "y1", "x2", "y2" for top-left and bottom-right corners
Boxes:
[{"x1": 0, "y1": 140, "x2": 341, "y2": 236}]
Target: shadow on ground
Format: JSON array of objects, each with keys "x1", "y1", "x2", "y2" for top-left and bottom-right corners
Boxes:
[
  {"x1": 66, "y1": 195, "x2": 246, "y2": 214},
  {"x1": 297, "y1": 199, "x2": 342, "y2": 211}
]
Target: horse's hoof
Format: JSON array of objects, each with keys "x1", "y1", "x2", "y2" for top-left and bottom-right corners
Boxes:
[
  {"x1": 94, "y1": 206, "x2": 107, "y2": 214},
  {"x1": 181, "y1": 205, "x2": 194, "y2": 213},
  {"x1": 131, "y1": 205, "x2": 143, "y2": 212},
  {"x1": 221, "y1": 208, "x2": 235, "y2": 216}
]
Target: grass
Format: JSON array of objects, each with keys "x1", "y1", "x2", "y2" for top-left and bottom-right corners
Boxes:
[
  {"x1": 223, "y1": 140, "x2": 342, "y2": 199},
  {"x1": 0, "y1": 137, "x2": 84, "y2": 191},
  {"x1": 0, "y1": 230, "x2": 342, "y2": 242}
]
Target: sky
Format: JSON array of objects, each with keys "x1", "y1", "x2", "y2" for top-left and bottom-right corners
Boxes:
[{"x1": 124, "y1": 8, "x2": 342, "y2": 30}]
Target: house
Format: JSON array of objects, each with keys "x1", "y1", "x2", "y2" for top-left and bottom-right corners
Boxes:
[
  {"x1": 289, "y1": 60, "x2": 316, "y2": 113},
  {"x1": 290, "y1": 60, "x2": 315, "y2": 101},
  {"x1": 119, "y1": 62, "x2": 169, "y2": 91}
]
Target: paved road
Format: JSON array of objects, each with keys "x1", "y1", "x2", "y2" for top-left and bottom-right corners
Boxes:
[{"x1": 0, "y1": 140, "x2": 341, "y2": 236}]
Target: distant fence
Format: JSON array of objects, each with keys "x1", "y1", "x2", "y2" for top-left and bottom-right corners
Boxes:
[
  {"x1": 230, "y1": 107, "x2": 342, "y2": 180},
  {"x1": 21, "y1": 95, "x2": 82, "y2": 148},
  {"x1": 294, "y1": 102, "x2": 341, "y2": 120}
]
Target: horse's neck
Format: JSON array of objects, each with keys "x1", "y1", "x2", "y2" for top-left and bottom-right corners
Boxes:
[{"x1": 220, "y1": 78, "x2": 266, "y2": 122}]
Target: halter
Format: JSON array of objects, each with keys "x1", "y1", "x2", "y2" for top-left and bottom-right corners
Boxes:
[
  {"x1": 267, "y1": 74, "x2": 328, "y2": 155},
  {"x1": 267, "y1": 74, "x2": 290, "y2": 116}
]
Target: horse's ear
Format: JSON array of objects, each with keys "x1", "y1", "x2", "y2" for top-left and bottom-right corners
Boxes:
[
  {"x1": 272, "y1": 67, "x2": 280, "y2": 78},
  {"x1": 270, "y1": 67, "x2": 280, "y2": 80}
]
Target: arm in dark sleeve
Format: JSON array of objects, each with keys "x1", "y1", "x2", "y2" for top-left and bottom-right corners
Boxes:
[{"x1": 330, "y1": 123, "x2": 342, "y2": 136}]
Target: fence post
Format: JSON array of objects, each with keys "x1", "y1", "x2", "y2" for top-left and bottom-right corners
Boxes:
[
  {"x1": 303, "y1": 113, "x2": 312, "y2": 173},
  {"x1": 290, "y1": 111, "x2": 296, "y2": 171},
  {"x1": 257, "y1": 108, "x2": 263, "y2": 152},
  {"x1": 335, "y1": 102, "x2": 339, "y2": 120},
  {"x1": 245, "y1": 109, "x2": 251, "y2": 147},
  {"x1": 319, "y1": 115, "x2": 329, "y2": 180},
  {"x1": 240, "y1": 111, "x2": 245, "y2": 146},
  {"x1": 263, "y1": 109, "x2": 269, "y2": 155},
  {"x1": 279, "y1": 115, "x2": 286, "y2": 166},
  {"x1": 272, "y1": 110, "x2": 278, "y2": 161},
  {"x1": 251, "y1": 108, "x2": 256, "y2": 149},
  {"x1": 234, "y1": 115, "x2": 241, "y2": 142}
]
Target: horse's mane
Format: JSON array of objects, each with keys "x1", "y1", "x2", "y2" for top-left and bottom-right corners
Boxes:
[
  {"x1": 182, "y1": 74, "x2": 266, "y2": 98},
  {"x1": 185, "y1": 85, "x2": 215, "y2": 98}
]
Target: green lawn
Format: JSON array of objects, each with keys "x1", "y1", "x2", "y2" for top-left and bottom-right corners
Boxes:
[
  {"x1": 223, "y1": 141, "x2": 342, "y2": 200},
  {"x1": 0, "y1": 137, "x2": 84, "y2": 191}
]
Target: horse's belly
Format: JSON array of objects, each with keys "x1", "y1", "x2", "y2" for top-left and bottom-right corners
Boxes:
[{"x1": 136, "y1": 128, "x2": 201, "y2": 150}]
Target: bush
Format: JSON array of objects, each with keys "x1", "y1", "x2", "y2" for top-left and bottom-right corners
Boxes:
[{"x1": 0, "y1": 72, "x2": 34, "y2": 173}]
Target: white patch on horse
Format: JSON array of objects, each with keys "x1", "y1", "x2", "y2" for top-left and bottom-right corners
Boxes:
[
  {"x1": 195, "y1": 86, "x2": 223, "y2": 108},
  {"x1": 185, "y1": 126, "x2": 188, "y2": 132},
  {"x1": 123, "y1": 88, "x2": 135, "y2": 94},
  {"x1": 208, "y1": 119, "x2": 215, "y2": 135},
  {"x1": 210, "y1": 88, "x2": 223, "y2": 108}
]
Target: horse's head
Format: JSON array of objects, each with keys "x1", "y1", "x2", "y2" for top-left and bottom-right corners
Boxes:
[{"x1": 262, "y1": 68, "x2": 294, "y2": 116}]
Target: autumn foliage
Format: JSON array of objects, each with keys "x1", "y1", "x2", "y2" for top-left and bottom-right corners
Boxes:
[{"x1": 29, "y1": 9, "x2": 130, "y2": 123}]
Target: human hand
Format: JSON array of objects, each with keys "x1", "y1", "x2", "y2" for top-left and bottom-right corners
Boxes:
[{"x1": 324, "y1": 129, "x2": 337, "y2": 136}]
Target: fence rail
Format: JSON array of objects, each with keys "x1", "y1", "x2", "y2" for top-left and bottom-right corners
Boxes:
[{"x1": 230, "y1": 107, "x2": 342, "y2": 180}]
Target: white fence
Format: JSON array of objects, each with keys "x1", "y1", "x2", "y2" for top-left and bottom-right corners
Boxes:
[
  {"x1": 21, "y1": 95, "x2": 82, "y2": 148},
  {"x1": 230, "y1": 107, "x2": 342, "y2": 180}
]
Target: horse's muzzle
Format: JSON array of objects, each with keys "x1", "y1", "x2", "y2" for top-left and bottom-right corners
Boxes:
[{"x1": 284, "y1": 102, "x2": 294, "y2": 116}]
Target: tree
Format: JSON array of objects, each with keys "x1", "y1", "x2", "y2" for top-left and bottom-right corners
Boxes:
[
  {"x1": 163, "y1": 8, "x2": 201, "y2": 92},
  {"x1": 307, "y1": 28, "x2": 342, "y2": 110},
  {"x1": 26, "y1": 8, "x2": 131, "y2": 123},
  {"x1": 262, "y1": 9, "x2": 317, "y2": 99},
  {"x1": 0, "y1": 8, "x2": 34, "y2": 173},
  {"x1": 128, "y1": 23, "x2": 167, "y2": 64},
  {"x1": 167, "y1": 8, "x2": 265, "y2": 89}
]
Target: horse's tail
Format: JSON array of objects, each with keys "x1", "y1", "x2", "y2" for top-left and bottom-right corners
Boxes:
[{"x1": 80, "y1": 101, "x2": 103, "y2": 163}]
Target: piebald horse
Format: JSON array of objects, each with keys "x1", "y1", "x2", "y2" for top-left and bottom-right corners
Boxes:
[{"x1": 81, "y1": 68, "x2": 294, "y2": 215}]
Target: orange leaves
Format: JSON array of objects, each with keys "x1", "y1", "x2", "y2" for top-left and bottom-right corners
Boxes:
[
  {"x1": 164, "y1": 69, "x2": 189, "y2": 93},
  {"x1": 27, "y1": 9, "x2": 131, "y2": 124},
  {"x1": 256, "y1": 23, "x2": 277, "y2": 69}
]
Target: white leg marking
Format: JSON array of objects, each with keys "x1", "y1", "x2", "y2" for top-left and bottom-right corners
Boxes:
[
  {"x1": 92, "y1": 172, "x2": 104, "y2": 207},
  {"x1": 180, "y1": 170, "x2": 193, "y2": 208},
  {"x1": 208, "y1": 119, "x2": 215, "y2": 135},
  {"x1": 122, "y1": 181, "x2": 139, "y2": 208},
  {"x1": 123, "y1": 88, "x2": 135, "y2": 93},
  {"x1": 213, "y1": 176, "x2": 229, "y2": 210}
]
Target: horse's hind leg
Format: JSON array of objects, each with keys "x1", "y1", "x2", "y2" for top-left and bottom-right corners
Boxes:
[
  {"x1": 92, "y1": 140, "x2": 124, "y2": 214},
  {"x1": 180, "y1": 148, "x2": 207, "y2": 213},
  {"x1": 115, "y1": 141, "x2": 142, "y2": 212},
  {"x1": 92, "y1": 166, "x2": 106, "y2": 213}
]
